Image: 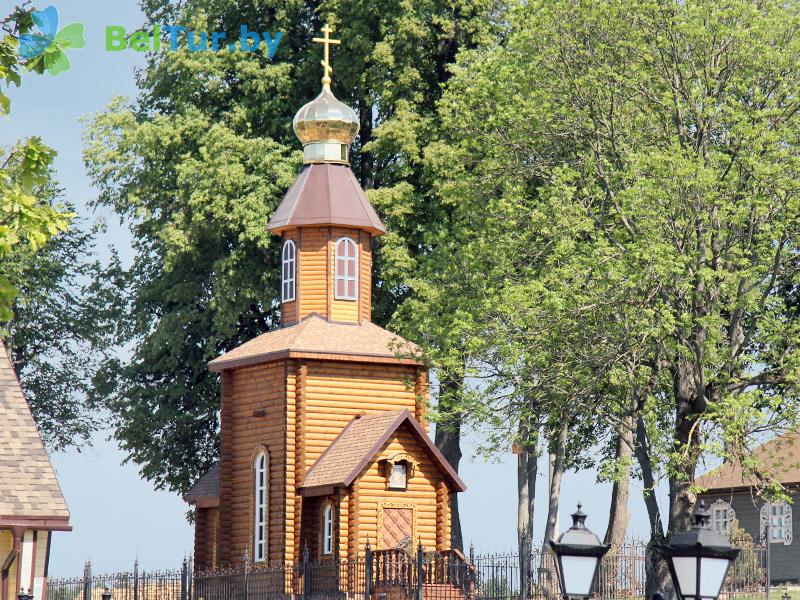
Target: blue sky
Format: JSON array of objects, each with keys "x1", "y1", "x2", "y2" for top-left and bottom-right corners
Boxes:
[{"x1": 2, "y1": 0, "x2": 671, "y2": 577}]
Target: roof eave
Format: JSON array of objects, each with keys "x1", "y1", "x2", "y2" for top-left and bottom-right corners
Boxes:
[{"x1": 209, "y1": 349, "x2": 422, "y2": 372}]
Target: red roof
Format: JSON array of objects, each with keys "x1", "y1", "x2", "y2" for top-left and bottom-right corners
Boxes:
[
  {"x1": 301, "y1": 410, "x2": 466, "y2": 495},
  {"x1": 208, "y1": 314, "x2": 420, "y2": 372},
  {"x1": 695, "y1": 432, "x2": 800, "y2": 491},
  {"x1": 267, "y1": 163, "x2": 385, "y2": 235}
]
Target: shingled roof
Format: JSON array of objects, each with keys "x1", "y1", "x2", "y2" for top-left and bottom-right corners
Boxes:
[
  {"x1": 301, "y1": 410, "x2": 466, "y2": 496},
  {"x1": 0, "y1": 341, "x2": 70, "y2": 528},
  {"x1": 267, "y1": 163, "x2": 386, "y2": 236},
  {"x1": 208, "y1": 314, "x2": 420, "y2": 372},
  {"x1": 695, "y1": 432, "x2": 800, "y2": 492},
  {"x1": 184, "y1": 463, "x2": 220, "y2": 507}
]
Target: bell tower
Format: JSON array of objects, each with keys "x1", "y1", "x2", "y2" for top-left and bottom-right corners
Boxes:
[{"x1": 268, "y1": 25, "x2": 384, "y2": 326}]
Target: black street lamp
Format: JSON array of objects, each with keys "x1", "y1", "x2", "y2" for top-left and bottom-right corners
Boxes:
[
  {"x1": 658, "y1": 501, "x2": 741, "y2": 600},
  {"x1": 549, "y1": 504, "x2": 611, "y2": 599}
]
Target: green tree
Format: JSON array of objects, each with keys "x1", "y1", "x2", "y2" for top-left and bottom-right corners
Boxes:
[
  {"x1": 418, "y1": 0, "x2": 800, "y2": 590},
  {"x1": 1, "y1": 213, "x2": 122, "y2": 450},
  {"x1": 85, "y1": 0, "x2": 504, "y2": 496},
  {"x1": 1, "y1": 7, "x2": 73, "y2": 319},
  {"x1": 1, "y1": 5, "x2": 115, "y2": 450}
]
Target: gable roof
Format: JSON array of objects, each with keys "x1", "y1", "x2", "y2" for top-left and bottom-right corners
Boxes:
[
  {"x1": 0, "y1": 341, "x2": 70, "y2": 528},
  {"x1": 301, "y1": 410, "x2": 466, "y2": 496},
  {"x1": 695, "y1": 432, "x2": 800, "y2": 492},
  {"x1": 208, "y1": 314, "x2": 420, "y2": 372},
  {"x1": 267, "y1": 163, "x2": 386, "y2": 236},
  {"x1": 184, "y1": 463, "x2": 220, "y2": 506}
]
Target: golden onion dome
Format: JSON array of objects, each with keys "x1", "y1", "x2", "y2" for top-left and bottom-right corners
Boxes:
[
  {"x1": 292, "y1": 87, "x2": 360, "y2": 164},
  {"x1": 293, "y1": 88, "x2": 359, "y2": 145},
  {"x1": 293, "y1": 24, "x2": 359, "y2": 164}
]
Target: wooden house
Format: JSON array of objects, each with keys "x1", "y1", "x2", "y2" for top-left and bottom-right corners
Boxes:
[
  {"x1": 0, "y1": 342, "x2": 71, "y2": 600},
  {"x1": 184, "y1": 28, "x2": 465, "y2": 572},
  {"x1": 695, "y1": 433, "x2": 799, "y2": 584}
]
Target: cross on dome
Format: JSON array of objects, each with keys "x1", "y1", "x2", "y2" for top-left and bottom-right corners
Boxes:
[{"x1": 313, "y1": 24, "x2": 340, "y2": 89}]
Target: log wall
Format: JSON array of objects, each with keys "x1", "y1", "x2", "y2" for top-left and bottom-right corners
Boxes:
[
  {"x1": 301, "y1": 361, "x2": 420, "y2": 473},
  {"x1": 279, "y1": 226, "x2": 372, "y2": 325},
  {"x1": 218, "y1": 363, "x2": 288, "y2": 566}
]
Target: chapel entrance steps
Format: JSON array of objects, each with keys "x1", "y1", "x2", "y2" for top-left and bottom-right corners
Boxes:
[{"x1": 371, "y1": 548, "x2": 476, "y2": 600}]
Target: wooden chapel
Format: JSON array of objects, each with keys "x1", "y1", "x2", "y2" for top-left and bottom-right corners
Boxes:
[{"x1": 185, "y1": 25, "x2": 465, "y2": 572}]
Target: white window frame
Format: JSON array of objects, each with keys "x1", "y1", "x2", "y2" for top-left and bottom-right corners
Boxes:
[
  {"x1": 389, "y1": 462, "x2": 408, "y2": 490},
  {"x1": 322, "y1": 502, "x2": 334, "y2": 556},
  {"x1": 334, "y1": 237, "x2": 358, "y2": 301},
  {"x1": 281, "y1": 240, "x2": 296, "y2": 303},
  {"x1": 760, "y1": 501, "x2": 793, "y2": 546},
  {"x1": 710, "y1": 499, "x2": 735, "y2": 536},
  {"x1": 254, "y1": 451, "x2": 268, "y2": 562}
]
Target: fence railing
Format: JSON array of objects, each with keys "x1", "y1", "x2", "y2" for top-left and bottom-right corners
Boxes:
[{"x1": 45, "y1": 543, "x2": 767, "y2": 600}]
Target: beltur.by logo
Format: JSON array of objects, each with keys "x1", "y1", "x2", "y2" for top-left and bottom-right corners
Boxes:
[
  {"x1": 106, "y1": 24, "x2": 283, "y2": 56},
  {"x1": 18, "y1": 5, "x2": 85, "y2": 75}
]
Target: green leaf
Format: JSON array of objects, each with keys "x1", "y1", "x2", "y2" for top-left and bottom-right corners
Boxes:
[
  {"x1": 44, "y1": 50, "x2": 70, "y2": 76},
  {"x1": 54, "y1": 23, "x2": 86, "y2": 50}
]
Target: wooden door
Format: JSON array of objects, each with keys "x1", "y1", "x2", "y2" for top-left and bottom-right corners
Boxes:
[{"x1": 381, "y1": 507, "x2": 414, "y2": 549}]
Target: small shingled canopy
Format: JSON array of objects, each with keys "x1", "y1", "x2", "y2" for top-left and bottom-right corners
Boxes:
[{"x1": 300, "y1": 410, "x2": 466, "y2": 497}]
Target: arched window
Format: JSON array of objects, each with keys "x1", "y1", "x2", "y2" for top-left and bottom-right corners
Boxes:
[
  {"x1": 321, "y1": 502, "x2": 334, "y2": 556},
  {"x1": 710, "y1": 499, "x2": 735, "y2": 536},
  {"x1": 334, "y1": 237, "x2": 358, "y2": 301},
  {"x1": 282, "y1": 240, "x2": 296, "y2": 302},
  {"x1": 254, "y1": 451, "x2": 268, "y2": 562}
]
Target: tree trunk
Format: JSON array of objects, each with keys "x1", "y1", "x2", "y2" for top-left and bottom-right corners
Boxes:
[
  {"x1": 635, "y1": 414, "x2": 672, "y2": 598},
  {"x1": 435, "y1": 378, "x2": 463, "y2": 551},
  {"x1": 604, "y1": 416, "x2": 634, "y2": 546},
  {"x1": 517, "y1": 428, "x2": 539, "y2": 539},
  {"x1": 669, "y1": 360, "x2": 702, "y2": 535},
  {"x1": 541, "y1": 418, "x2": 568, "y2": 553}
]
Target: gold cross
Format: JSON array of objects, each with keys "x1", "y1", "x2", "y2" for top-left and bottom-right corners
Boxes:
[{"x1": 313, "y1": 24, "x2": 340, "y2": 88}]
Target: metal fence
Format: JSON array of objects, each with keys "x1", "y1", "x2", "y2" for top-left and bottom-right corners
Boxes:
[{"x1": 45, "y1": 543, "x2": 767, "y2": 600}]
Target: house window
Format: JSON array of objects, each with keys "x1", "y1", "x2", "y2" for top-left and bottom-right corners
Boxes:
[
  {"x1": 334, "y1": 237, "x2": 358, "y2": 300},
  {"x1": 770, "y1": 503, "x2": 788, "y2": 543},
  {"x1": 389, "y1": 463, "x2": 408, "y2": 490},
  {"x1": 710, "y1": 499, "x2": 735, "y2": 536},
  {"x1": 282, "y1": 240, "x2": 296, "y2": 302},
  {"x1": 322, "y1": 502, "x2": 334, "y2": 556},
  {"x1": 760, "y1": 501, "x2": 793, "y2": 546},
  {"x1": 254, "y1": 451, "x2": 268, "y2": 562}
]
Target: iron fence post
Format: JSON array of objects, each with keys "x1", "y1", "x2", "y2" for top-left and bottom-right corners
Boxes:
[
  {"x1": 302, "y1": 545, "x2": 310, "y2": 600},
  {"x1": 133, "y1": 560, "x2": 138, "y2": 600},
  {"x1": 83, "y1": 561, "x2": 92, "y2": 600},
  {"x1": 243, "y1": 553, "x2": 249, "y2": 600},
  {"x1": 364, "y1": 544, "x2": 373, "y2": 600},
  {"x1": 181, "y1": 559, "x2": 188, "y2": 600},
  {"x1": 766, "y1": 516, "x2": 771, "y2": 600},
  {"x1": 416, "y1": 544, "x2": 424, "y2": 600}
]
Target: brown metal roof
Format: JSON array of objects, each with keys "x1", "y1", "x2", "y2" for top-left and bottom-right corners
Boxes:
[
  {"x1": 208, "y1": 314, "x2": 420, "y2": 372},
  {"x1": 301, "y1": 410, "x2": 466, "y2": 495},
  {"x1": 184, "y1": 463, "x2": 220, "y2": 503},
  {"x1": 267, "y1": 163, "x2": 386, "y2": 235},
  {"x1": 695, "y1": 432, "x2": 800, "y2": 491},
  {"x1": 0, "y1": 341, "x2": 70, "y2": 525}
]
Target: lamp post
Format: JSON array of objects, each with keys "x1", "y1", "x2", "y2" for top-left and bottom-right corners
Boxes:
[
  {"x1": 549, "y1": 504, "x2": 611, "y2": 599},
  {"x1": 658, "y1": 501, "x2": 741, "y2": 600}
]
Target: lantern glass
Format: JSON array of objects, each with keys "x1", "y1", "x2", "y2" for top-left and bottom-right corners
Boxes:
[
  {"x1": 560, "y1": 555, "x2": 598, "y2": 596},
  {"x1": 699, "y1": 557, "x2": 731, "y2": 599},
  {"x1": 672, "y1": 557, "x2": 697, "y2": 596}
]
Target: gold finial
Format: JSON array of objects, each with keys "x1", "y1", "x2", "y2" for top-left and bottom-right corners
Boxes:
[{"x1": 313, "y1": 24, "x2": 341, "y2": 89}]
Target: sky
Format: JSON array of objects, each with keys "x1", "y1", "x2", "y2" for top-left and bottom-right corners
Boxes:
[{"x1": 2, "y1": 0, "x2": 673, "y2": 577}]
